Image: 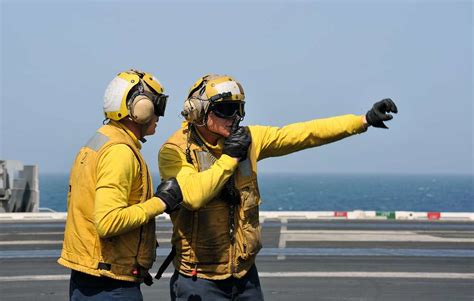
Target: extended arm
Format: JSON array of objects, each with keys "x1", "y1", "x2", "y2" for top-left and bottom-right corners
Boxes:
[{"x1": 254, "y1": 114, "x2": 368, "y2": 160}]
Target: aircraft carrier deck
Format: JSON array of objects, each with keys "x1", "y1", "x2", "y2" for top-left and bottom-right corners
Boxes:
[{"x1": 1, "y1": 211, "x2": 473, "y2": 301}]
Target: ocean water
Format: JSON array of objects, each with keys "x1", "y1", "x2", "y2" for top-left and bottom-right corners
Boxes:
[{"x1": 40, "y1": 173, "x2": 473, "y2": 212}]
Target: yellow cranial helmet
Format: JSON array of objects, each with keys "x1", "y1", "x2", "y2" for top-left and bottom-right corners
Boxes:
[
  {"x1": 181, "y1": 74, "x2": 245, "y2": 124},
  {"x1": 103, "y1": 69, "x2": 167, "y2": 123}
]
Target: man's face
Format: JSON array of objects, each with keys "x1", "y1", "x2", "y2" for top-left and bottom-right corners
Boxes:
[
  {"x1": 144, "y1": 114, "x2": 159, "y2": 136},
  {"x1": 206, "y1": 111, "x2": 236, "y2": 138}
]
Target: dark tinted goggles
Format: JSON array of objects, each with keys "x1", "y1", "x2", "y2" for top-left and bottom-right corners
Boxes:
[
  {"x1": 210, "y1": 102, "x2": 245, "y2": 119},
  {"x1": 143, "y1": 91, "x2": 168, "y2": 117}
]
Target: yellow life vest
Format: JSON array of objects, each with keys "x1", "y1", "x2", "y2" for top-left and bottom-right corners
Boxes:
[
  {"x1": 163, "y1": 125, "x2": 262, "y2": 280},
  {"x1": 58, "y1": 122, "x2": 155, "y2": 282}
]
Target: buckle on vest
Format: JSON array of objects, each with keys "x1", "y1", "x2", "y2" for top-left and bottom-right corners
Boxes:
[{"x1": 97, "y1": 262, "x2": 111, "y2": 271}]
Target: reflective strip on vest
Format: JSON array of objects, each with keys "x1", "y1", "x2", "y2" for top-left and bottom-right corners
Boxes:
[{"x1": 85, "y1": 132, "x2": 110, "y2": 151}]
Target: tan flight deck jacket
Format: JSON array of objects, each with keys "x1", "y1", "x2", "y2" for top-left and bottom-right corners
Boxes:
[
  {"x1": 58, "y1": 121, "x2": 166, "y2": 282},
  {"x1": 159, "y1": 114, "x2": 367, "y2": 280}
]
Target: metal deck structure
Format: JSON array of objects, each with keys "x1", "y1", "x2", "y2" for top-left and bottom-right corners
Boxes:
[{"x1": 1, "y1": 212, "x2": 473, "y2": 300}]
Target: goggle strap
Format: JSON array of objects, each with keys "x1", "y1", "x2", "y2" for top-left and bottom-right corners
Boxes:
[{"x1": 209, "y1": 92, "x2": 232, "y2": 103}]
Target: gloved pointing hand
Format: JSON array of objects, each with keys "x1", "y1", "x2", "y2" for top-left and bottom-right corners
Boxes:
[
  {"x1": 155, "y1": 178, "x2": 183, "y2": 214},
  {"x1": 366, "y1": 98, "x2": 398, "y2": 129},
  {"x1": 223, "y1": 119, "x2": 251, "y2": 161}
]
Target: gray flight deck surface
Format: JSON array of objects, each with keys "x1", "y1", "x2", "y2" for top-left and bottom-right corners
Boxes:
[{"x1": 1, "y1": 216, "x2": 473, "y2": 301}]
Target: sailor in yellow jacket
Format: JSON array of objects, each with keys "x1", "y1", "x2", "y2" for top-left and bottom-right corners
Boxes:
[
  {"x1": 58, "y1": 69, "x2": 183, "y2": 301},
  {"x1": 158, "y1": 74, "x2": 398, "y2": 300}
]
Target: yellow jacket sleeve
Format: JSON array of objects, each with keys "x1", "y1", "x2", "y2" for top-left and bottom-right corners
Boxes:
[
  {"x1": 251, "y1": 114, "x2": 368, "y2": 160},
  {"x1": 94, "y1": 144, "x2": 166, "y2": 238},
  {"x1": 159, "y1": 144, "x2": 238, "y2": 210}
]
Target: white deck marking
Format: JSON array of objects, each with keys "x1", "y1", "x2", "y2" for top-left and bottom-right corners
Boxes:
[
  {"x1": 0, "y1": 231, "x2": 172, "y2": 246},
  {"x1": 1, "y1": 272, "x2": 473, "y2": 282},
  {"x1": 0, "y1": 240, "x2": 64, "y2": 245},
  {"x1": 280, "y1": 230, "x2": 474, "y2": 242},
  {"x1": 0, "y1": 231, "x2": 172, "y2": 236},
  {"x1": 3, "y1": 230, "x2": 471, "y2": 246},
  {"x1": 277, "y1": 218, "x2": 288, "y2": 260},
  {"x1": 0, "y1": 232, "x2": 65, "y2": 236}
]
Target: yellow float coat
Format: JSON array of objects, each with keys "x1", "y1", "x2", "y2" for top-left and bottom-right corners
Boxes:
[
  {"x1": 159, "y1": 115, "x2": 367, "y2": 280},
  {"x1": 58, "y1": 121, "x2": 166, "y2": 282}
]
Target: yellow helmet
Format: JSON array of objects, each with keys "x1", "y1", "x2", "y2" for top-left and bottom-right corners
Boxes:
[
  {"x1": 103, "y1": 69, "x2": 167, "y2": 123},
  {"x1": 181, "y1": 74, "x2": 245, "y2": 124}
]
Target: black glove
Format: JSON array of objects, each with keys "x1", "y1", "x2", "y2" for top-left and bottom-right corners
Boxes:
[
  {"x1": 154, "y1": 178, "x2": 183, "y2": 214},
  {"x1": 366, "y1": 98, "x2": 398, "y2": 129},
  {"x1": 222, "y1": 119, "x2": 251, "y2": 161}
]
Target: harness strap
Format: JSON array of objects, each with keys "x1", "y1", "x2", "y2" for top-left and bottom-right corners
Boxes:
[{"x1": 154, "y1": 246, "x2": 176, "y2": 280}]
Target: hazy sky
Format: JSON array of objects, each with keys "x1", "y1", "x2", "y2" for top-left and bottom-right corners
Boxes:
[{"x1": 1, "y1": 0, "x2": 472, "y2": 175}]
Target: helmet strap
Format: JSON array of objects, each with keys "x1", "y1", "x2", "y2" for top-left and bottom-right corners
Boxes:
[
  {"x1": 202, "y1": 111, "x2": 223, "y2": 139},
  {"x1": 139, "y1": 123, "x2": 148, "y2": 143}
]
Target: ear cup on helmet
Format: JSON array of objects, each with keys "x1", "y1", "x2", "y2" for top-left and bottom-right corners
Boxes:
[
  {"x1": 181, "y1": 98, "x2": 209, "y2": 124},
  {"x1": 129, "y1": 95, "x2": 155, "y2": 124}
]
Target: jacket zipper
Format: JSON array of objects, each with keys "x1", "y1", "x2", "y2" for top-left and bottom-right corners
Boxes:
[
  {"x1": 229, "y1": 204, "x2": 236, "y2": 275},
  {"x1": 133, "y1": 225, "x2": 144, "y2": 276}
]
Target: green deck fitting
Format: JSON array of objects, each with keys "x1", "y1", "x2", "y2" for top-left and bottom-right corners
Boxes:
[{"x1": 376, "y1": 211, "x2": 396, "y2": 219}]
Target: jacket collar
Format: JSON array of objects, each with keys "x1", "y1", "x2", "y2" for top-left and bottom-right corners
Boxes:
[
  {"x1": 109, "y1": 120, "x2": 142, "y2": 150},
  {"x1": 184, "y1": 121, "x2": 224, "y2": 155}
]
